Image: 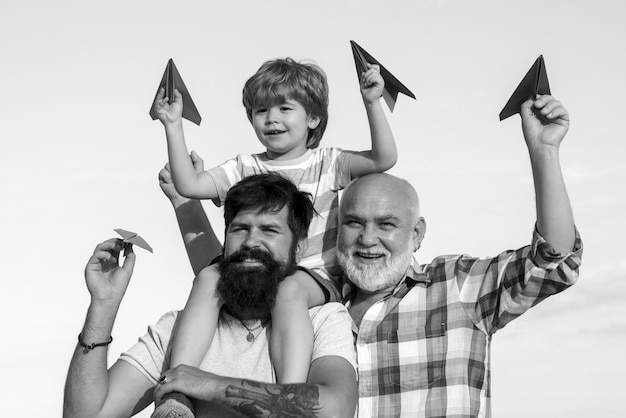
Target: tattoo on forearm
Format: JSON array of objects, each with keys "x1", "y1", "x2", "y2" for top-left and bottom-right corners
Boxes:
[{"x1": 225, "y1": 380, "x2": 320, "y2": 417}]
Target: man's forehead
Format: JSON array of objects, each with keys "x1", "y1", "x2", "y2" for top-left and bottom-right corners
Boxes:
[{"x1": 231, "y1": 206, "x2": 289, "y2": 225}]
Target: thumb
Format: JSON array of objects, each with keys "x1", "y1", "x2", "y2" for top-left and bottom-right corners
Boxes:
[
  {"x1": 122, "y1": 244, "x2": 136, "y2": 277},
  {"x1": 520, "y1": 98, "x2": 535, "y2": 120},
  {"x1": 190, "y1": 150, "x2": 205, "y2": 172}
]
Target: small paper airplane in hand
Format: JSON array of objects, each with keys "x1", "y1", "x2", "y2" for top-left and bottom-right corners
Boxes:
[
  {"x1": 350, "y1": 40, "x2": 416, "y2": 112},
  {"x1": 499, "y1": 55, "x2": 551, "y2": 121},
  {"x1": 150, "y1": 59, "x2": 202, "y2": 125},
  {"x1": 114, "y1": 228, "x2": 153, "y2": 253}
]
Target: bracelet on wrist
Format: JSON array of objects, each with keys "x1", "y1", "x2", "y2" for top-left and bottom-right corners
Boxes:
[{"x1": 78, "y1": 333, "x2": 113, "y2": 351}]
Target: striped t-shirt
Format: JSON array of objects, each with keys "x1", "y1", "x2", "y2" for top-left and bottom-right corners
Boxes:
[{"x1": 206, "y1": 147, "x2": 354, "y2": 291}]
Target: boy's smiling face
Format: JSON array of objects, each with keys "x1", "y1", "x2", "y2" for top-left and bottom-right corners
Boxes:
[{"x1": 251, "y1": 99, "x2": 320, "y2": 161}]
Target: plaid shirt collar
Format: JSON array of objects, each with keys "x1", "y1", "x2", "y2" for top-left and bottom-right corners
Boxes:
[{"x1": 341, "y1": 259, "x2": 431, "y2": 306}]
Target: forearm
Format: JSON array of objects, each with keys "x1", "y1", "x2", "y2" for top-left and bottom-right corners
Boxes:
[
  {"x1": 63, "y1": 301, "x2": 119, "y2": 418},
  {"x1": 529, "y1": 146, "x2": 575, "y2": 254},
  {"x1": 172, "y1": 199, "x2": 222, "y2": 275},
  {"x1": 364, "y1": 100, "x2": 397, "y2": 170},
  {"x1": 204, "y1": 377, "x2": 351, "y2": 418},
  {"x1": 165, "y1": 122, "x2": 203, "y2": 198}
]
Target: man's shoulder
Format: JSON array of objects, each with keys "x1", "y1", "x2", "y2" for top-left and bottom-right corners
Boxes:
[{"x1": 308, "y1": 303, "x2": 352, "y2": 331}]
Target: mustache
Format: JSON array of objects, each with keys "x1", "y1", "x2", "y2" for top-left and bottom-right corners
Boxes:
[{"x1": 222, "y1": 248, "x2": 281, "y2": 268}]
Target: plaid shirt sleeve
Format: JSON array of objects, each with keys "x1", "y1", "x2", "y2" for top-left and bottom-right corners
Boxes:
[{"x1": 456, "y1": 226, "x2": 583, "y2": 335}]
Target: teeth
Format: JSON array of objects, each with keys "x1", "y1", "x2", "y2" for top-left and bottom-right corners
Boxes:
[{"x1": 356, "y1": 252, "x2": 382, "y2": 259}]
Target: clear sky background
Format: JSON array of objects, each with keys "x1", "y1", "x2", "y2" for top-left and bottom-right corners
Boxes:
[{"x1": 1, "y1": 1, "x2": 624, "y2": 416}]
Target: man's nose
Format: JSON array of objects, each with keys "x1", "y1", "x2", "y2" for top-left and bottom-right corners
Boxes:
[
  {"x1": 358, "y1": 224, "x2": 379, "y2": 246},
  {"x1": 242, "y1": 229, "x2": 262, "y2": 249}
]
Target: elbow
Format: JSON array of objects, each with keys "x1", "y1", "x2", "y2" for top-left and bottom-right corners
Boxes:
[
  {"x1": 175, "y1": 182, "x2": 202, "y2": 199},
  {"x1": 377, "y1": 154, "x2": 398, "y2": 172}
]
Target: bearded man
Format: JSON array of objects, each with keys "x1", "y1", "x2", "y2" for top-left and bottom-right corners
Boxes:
[
  {"x1": 63, "y1": 173, "x2": 357, "y2": 418},
  {"x1": 336, "y1": 95, "x2": 582, "y2": 417}
]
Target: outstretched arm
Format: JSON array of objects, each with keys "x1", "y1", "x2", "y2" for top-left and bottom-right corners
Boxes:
[
  {"x1": 521, "y1": 95, "x2": 575, "y2": 254},
  {"x1": 349, "y1": 63, "x2": 398, "y2": 178},
  {"x1": 64, "y1": 240, "x2": 155, "y2": 417},
  {"x1": 159, "y1": 151, "x2": 222, "y2": 275},
  {"x1": 153, "y1": 88, "x2": 218, "y2": 199},
  {"x1": 154, "y1": 356, "x2": 357, "y2": 418}
]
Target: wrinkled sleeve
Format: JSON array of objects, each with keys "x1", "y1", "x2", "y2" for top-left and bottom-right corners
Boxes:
[
  {"x1": 327, "y1": 147, "x2": 355, "y2": 188},
  {"x1": 117, "y1": 311, "x2": 177, "y2": 384},
  {"x1": 205, "y1": 157, "x2": 244, "y2": 206},
  {"x1": 310, "y1": 303, "x2": 358, "y2": 375},
  {"x1": 457, "y1": 226, "x2": 583, "y2": 335}
]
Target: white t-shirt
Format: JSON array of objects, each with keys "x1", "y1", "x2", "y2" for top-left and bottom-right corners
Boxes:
[{"x1": 119, "y1": 302, "x2": 357, "y2": 385}]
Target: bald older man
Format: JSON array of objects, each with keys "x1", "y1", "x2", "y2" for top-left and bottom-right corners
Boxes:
[{"x1": 162, "y1": 95, "x2": 582, "y2": 417}]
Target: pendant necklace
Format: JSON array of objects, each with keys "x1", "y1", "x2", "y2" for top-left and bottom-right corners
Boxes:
[{"x1": 239, "y1": 318, "x2": 271, "y2": 342}]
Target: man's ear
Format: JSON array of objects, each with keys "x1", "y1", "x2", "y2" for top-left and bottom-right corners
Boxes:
[
  {"x1": 295, "y1": 239, "x2": 309, "y2": 263},
  {"x1": 412, "y1": 217, "x2": 427, "y2": 252}
]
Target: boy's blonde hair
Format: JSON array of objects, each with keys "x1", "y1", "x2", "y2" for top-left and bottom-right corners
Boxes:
[{"x1": 242, "y1": 58, "x2": 329, "y2": 149}]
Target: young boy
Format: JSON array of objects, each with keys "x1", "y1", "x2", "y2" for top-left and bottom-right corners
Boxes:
[{"x1": 152, "y1": 57, "x2": 396, "y2": 415}]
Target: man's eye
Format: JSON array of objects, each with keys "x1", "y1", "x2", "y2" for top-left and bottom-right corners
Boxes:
[
  {"x1": 346, "y1": 220, "x2": 361, "y2": 227},
  {"x1": 380, "y1": 223, "x2": 395, "y2": 230}
]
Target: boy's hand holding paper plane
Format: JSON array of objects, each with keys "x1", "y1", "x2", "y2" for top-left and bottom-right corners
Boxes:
[
  {"x1": 150, "y1": 59, "x2": 202, "y2": 126},
  {"x1": 350, "y1": 40, "x2": 415, "y2": 112}
]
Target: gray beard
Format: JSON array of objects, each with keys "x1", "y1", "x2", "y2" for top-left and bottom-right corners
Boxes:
[{"x1": 338, "y1": 245, "x2": 414, "y2": 293}]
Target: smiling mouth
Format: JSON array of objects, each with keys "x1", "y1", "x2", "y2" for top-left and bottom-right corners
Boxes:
[
  {"x1": 354, "y1": 251, "x2": 384, "y2": 260},
  {"x1": 265, "y1": 129, "x2": 286, "y2": 135}
]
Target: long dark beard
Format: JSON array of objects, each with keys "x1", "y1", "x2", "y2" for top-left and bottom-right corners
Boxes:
[{"x1": 217, "y1": 248, "x2": 296, "y2": 318}]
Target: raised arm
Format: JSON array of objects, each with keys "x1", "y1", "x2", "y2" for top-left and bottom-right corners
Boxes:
[
  {"x1": 159, "y1": 151, "x2": 223, "y2": 275},
  {"x1": 349, "y1": 63, "x2": 398, "y2": 178},
  {"x1": 521, "y1": 95, "x2": 575, "y2": 254},
  {"x1": 153, "y1": 356, "x2": 357, "y2": 418},
  {"x1": 153, "y1": 88, "x2": 218, "y2": 199},
  {"x1": 64, "y1": 240, "x2": 155, "y2": 418}
]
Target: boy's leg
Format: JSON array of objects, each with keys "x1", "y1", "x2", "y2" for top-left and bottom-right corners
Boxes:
[
  {"x1": 270, "y1": 270, "x2": 326, "y2": 383},
  {"x1": 153, "y1": 265, "x2": 223, "y2": 418}
]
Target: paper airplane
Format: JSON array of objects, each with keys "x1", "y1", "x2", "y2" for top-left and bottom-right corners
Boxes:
[
  {"x1": 499, "y1": 55, "x2": 551, "y2": 121},
  {"x1": 114, "y1": 228, "x2": 153, "y2": 253},
  {"x1": 350, "y1": 40, "x2": 416, "y2": 112},
  {"x1": 149, "y1": 59, "x2": 202, "y2": 125}
]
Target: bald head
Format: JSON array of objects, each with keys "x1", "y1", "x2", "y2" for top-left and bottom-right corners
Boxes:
[{"x1": 341, "y1": 173, "x2": 420, "y2": 223}]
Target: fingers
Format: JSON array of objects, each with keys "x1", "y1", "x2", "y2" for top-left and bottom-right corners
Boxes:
[
  {"x1": 533, "y1": 95, "x2": 569, "y2": 123},
  {"x1": 87, "y1": 239, "x2": 124, "y2": 270},
  {"x1": 173, "y1": 88, "x2": 183, "y2": 103},
  {"x1": 361, "y1": 65, "x2": 383, "y2": 89},
  {"x1": 158, "y1": 164, "x2": 172, "y2": 185},
  {"x1": 122, "y1": 244, "x2": 136, "y2": 275},
  {"x1": 521, "y1": 95, "x2": 569, "y2": 125},
  {"x1": 154, "y1": 369, "x2": 179, "y2": 404},
  {"x1": 190, "y1": 150, "x2": 204, "y2": 172}
]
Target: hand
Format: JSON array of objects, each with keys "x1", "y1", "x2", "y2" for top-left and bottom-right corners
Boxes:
[
  {"x1": 154, "y1": 365, "x2": 218, "y2": 404},
  {"x1": 152, "y1": 87, "x2": 184, "y2": 126},
  {"x1": 360, "y1": 63, "x2": 384, "y2": 105},
  {"x1": 159, "y1": 151, "x2": 205, "y2": 207},
  {"x1": 521, "y1": 95, "x2": 569, "y2": 151},
  {"x1": 84, "y1": 239, "x2": 136, "y2": 304}
]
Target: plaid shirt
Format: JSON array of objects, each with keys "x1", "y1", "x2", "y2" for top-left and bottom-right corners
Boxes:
[{"x1": 343, "y1": 228, "x2": 582, "y2": 418}]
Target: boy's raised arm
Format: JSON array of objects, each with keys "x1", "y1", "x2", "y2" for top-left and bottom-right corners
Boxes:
[
  {"x1": 153, "y1": 88, "x2": 218, "y2": 199},
  {"x1": 521, "y1": 95, "x2": 575, "y2": 253},
  {"x1": 349, "y1": 64, "x2": 398, "y2": 178}
]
